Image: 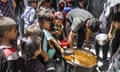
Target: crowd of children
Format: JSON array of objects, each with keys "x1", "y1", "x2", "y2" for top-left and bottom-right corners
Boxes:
[{"x1": 0, "y1": 0, "x2": 120, "y2": 72}]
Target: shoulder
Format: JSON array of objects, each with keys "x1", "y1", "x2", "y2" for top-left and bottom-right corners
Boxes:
[
  {"x1": 43, "y1": 29, "x2": 49, "y2": 34},
  {"x1": 0, "y1": 49, "x2": 6, "y2": 62},
  {"x1": 82, "y1": 9, "x2": 93, "y2": 17},
  {"x1": 43, "y1": 29, "x2": 52, "y2": 36},
  {"x1": 26, "y1": 6, "x2": 35, "y2": 12}
]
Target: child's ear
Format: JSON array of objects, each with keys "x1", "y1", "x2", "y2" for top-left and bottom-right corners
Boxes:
[{"x1": 4, "y1": 31, "x2": 9, "y2": 36}]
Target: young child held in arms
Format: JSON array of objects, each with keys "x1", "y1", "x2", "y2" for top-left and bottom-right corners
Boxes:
[{"x1": 51, "y1": 11, "x2": 66, "y2": 41}]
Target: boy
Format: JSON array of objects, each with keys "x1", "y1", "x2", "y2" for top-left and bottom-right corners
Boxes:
[
  {"x1": 22, "y1": 36, "x2": 46, "y2": 72},
  {"x1": 108, "y1": 12, "x2": 120, "y2": 56},
  {"x1": 21, "y1": 0, "x2": 38, "y2": 29},
  {"x1": 37, "y1": 8, "x2": 64, "y2": 71},
  {"x1": 24, "y1": 24, "x2": 49, "y2": 62},
  {"x1": 24, "y1": 24, "x2": 55, "y2": 72},
  {"x1": 0, "y1": 16, "x2": 19, "y2": 72},
  {"x1": 38, "y1": 15, "x2": 64, "y2": 56}
]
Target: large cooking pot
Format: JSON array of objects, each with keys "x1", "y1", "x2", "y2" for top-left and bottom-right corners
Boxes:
[
  {"x1": 63, "y1": 49, "x2": 97, "y2": 72},
  {"x1": 95, "y1": 33, "x2": 108, "y2": 46}
]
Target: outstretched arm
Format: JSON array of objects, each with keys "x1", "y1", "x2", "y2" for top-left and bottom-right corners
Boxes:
[
  {"x1": 68, "y1": 31, "x2": 76, "y2": 49},
  {"x1": 51, "y1": 38, "x2": 64, "y2": 54},
  {"x1": 108, "y1": 22, "x2": 114, "y2": 39},
  {"x1": 85, "y1": 23, "x2": 91, "y2": 48}
]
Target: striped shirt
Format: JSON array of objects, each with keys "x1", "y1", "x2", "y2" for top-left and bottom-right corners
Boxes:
[{"x1": 21, "y1": 6, "x2": 36, "y2": 29}]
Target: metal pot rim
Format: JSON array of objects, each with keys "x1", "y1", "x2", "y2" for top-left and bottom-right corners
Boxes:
[
  {"x1": 65, "y1": 60, "x2": 97, "y2": 68},
  {"x1": 95, "y1": 33, "x2": 108, "y2": 41}
]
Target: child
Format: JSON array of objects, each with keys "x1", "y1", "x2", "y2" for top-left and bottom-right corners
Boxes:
[
  {"x1": 38, "y1": 16, "x2": 64, "y2": 57},
  {"x1": 51, "y1": 11, "x2": 66, "y2": 41},
  {"x1": 21, "y1": 0, "x2": 38, "y2": 29},
  {"x1": 24, "y1": 24, "x2": 56, "y2": 72},
  {"x1": 22, "y1": 36, "x2": 46, "y2": 72},
  {"x1": 108, "y1": 12, "x2": 120, "y2": 56},
  {"x1": 0, "y1": 16, "x2": 20, "y2": 72},
  {"x1": 24, "y1": 24, "x2": 49, "y2": 62},
  {"x1": 38, "y1": 8, "x2": 64, "y2": 54}
]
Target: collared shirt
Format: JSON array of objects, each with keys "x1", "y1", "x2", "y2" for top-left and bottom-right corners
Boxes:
[
  {"x1": 0, "y1": 45, "x2": 19, "y2": 61},
  {"x1": 21, "y1": 6, "x2": 36, "y2": 28}
]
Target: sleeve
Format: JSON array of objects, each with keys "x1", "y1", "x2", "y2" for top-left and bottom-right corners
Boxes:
[
  {"x1": 65, "y1": 13, "x2": 72, "y2": 36},
  {"x1": 21, "y1": 12, "x2": 24, "y2": 19},
  {"x1": 0, "y1": 50, "x2": 6, "y2": 72},
  {"x1": 71, "y1": 17, "x2": 82, "y2": 33},
  {"x1": 29, "y1": 9, "x2": 36, "y2": 23},
  {"x1": 44, "y1": 30, "x2": 53, "y2": 40}
]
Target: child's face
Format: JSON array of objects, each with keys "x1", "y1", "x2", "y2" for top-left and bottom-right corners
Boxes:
[
  {"x1": 31, "y1": 2, "x2": 38, "y2": 8},
  {"x1": 6, "y1": 26, "x2": 17, "y2": 40},
  {"x1": 55, "y1": 19, "x2": 63, "y2": 26},
  {"x1": 44, "y1": 2, "x2": 51, "y2": 7},
  {"x1": 114, "y1": 21, "x2": 120, "y2": 29},
  {"x1": 43, "y1": 21, "x2": 51, "y2": 30}
]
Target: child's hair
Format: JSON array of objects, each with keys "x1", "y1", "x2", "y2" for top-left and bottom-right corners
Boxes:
[
  {"x1": 28, "y1": 0, "x2": 38, "y2": 4},
  {"x1": 57, "y1": 1, "x2": 65, "y2": 11},
  {"x1": 38, "y1": 16, "x2": 52, "y2": 25},
  {"x1": 53, "y1": 11, "x2": 64, "y2": 20},
  {"x1": 0, "y1": 16, "x2": 16, "y2": 38},
  {"x1": 37, "y1": 9, "x2": 52, "y2": 24},
  {"x1": 24, "y1": 24, "x2": 43, "y2": 37},
  {"x1": 22, "y1": 36, "x2": 41, "y2": 59},
  {"x1": 23, "y1": 24, "x2": 43, "y2": 59},
  {"x1": 111, "y1": 12, "x2": 120, "y2": 22},
  {"x1": 40, "y1": 0, "x2": 51, "y2": 6}
]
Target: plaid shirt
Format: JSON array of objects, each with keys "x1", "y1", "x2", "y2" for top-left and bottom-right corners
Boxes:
[{"x1": 0, "y1": 0, "x2": 15, "y2": 18}]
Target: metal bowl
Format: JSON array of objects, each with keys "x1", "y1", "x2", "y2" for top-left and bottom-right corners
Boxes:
[
  {"x1": 95, "y1": 33, "x2": 108, "y2": 46},
  {"x1": 64, "y1": 48, "x2": 74, "y2": 55}
]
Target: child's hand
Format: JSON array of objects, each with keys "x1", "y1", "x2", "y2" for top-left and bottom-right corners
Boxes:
[
  {"x1": 56, "y1": 31, "x2": 62, "y2": 36},
  {"x1": 108, "y1": 33, "x2": 112, "y2": 40},
  {"x1": 60, "y1": 48, "x2": 64, "y2": 55}
]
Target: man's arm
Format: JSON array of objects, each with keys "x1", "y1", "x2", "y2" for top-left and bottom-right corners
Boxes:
[
  {"x1": 108, "y1": 22, "x2": 114, "y2": 39},
  {"x1": 68, "y1": 17, "x2": 82, "y2": 48},
  {"x1": 85, "y1": 23, "x2": 91, "y2": 48},
  {"x1": 68, "y1": 31, "x2": 76, "y2": 49}
]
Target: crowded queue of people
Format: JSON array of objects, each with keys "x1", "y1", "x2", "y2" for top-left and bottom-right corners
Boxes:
[{"x1": 0, "y1": 0, "x2": 120, "y2": 72}]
